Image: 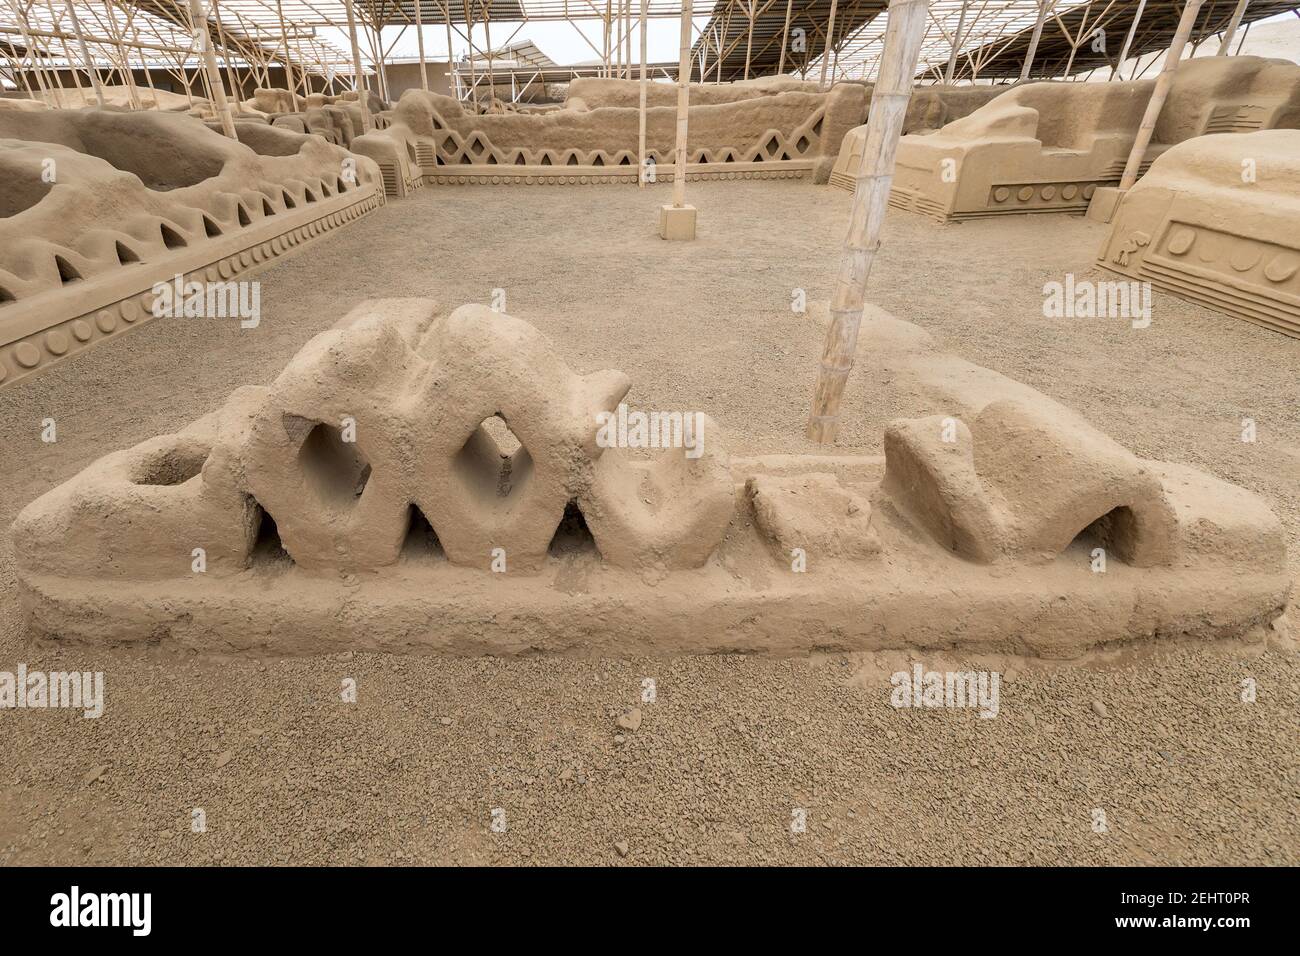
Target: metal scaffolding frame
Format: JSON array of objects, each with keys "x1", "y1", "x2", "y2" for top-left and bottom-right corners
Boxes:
[{"x1": 3, "y1": 0, "x2": 1297, "y2": 110}]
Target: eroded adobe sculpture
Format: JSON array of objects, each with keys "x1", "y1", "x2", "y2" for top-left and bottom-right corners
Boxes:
[
  {"x1": 351, "y1": 77, "x2": 866, "y2": 196},
  {"x1": 0, "y1": 107, "x2": 383, "y2": 388},
  {"x1": 887, "y1": 56, "x2": 1300, "y2": 222},
  {"x1": 13, "y1": 300, "x2": 1289, "y2": 658},
  {"x1": 1098, "y1": 129, "x2": 1300, "y2": 339}
]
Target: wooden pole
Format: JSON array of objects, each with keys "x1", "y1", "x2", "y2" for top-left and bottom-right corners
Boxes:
[
  {"x1": 343, "y1": 0, "x2": 372, "y2": 131},
  {"x1": 744, "y1": 0, "x2": 754, "y2": 80},
  {"x1": 1112, "y1": 0, "x2": 1147, "y2": 78},
  {"x1": 638, "y1": 0, "x2": 648, "y2": 188},
  {"x1": 1118, "y1": 0, "x2": 1204, "y2": 191},
  {"x1": 186, "y1": 0, "x2": 238, "y2": 138},
  {"x1": 672, "y1": 0, "x2": 693, "y2": 209},
  {"x1": 1216, "y1": 0, "x2": 1249, "y2": 55},
  {"x1": 415, "y1": 0, "x2": 429, "y2": 90},
  {"x1": 64, "y1": 0, "x2": 104, "y2": 107},
  {"x1": 819, "y1": 0, "x2": 839, "y2": 89},
  {"x1": 1019, "y1": 0, "x2": 1051, "y2": 82},
  {"x1": 807, "y1": 0, "x2": 930, "y2": 444},
  {"x1": 484, "y1": 6, "x2": 494, "y2": 107},
  {"x1": 211, "y1": 0, "x2": 242, "y2": 111},
  {"x1": 444, "y1": 1, "x2": 455, "y2": 99},
  {"x1": 943, "y1": 0, "x2": 969, "y2": 84},
  {"x1": 46, "y1": 0, "x2": 88, "y2": 105},
  {"x1": 624, "y1": 0, "x2": 632, "y2": 79},
  {"x1": 777, "y1": 0, "x2": 793, "y2": 74},
  {"x1": 463, "y1": 0, "x2": 478, "y2": 108},
  {"x1": 275, "y1": 0, "x2": 297, "y2": 108}
]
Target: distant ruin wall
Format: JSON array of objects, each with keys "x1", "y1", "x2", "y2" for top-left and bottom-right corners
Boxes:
[
  {"x1": 888, "y1": 57, "x2": 1300, "y2": 221},
  {"x1": 0, "y1": 109, "x2": 383, "y2": 389},
  {"x1": 353, "y1": 79, "x2": 867, "y2": 192}
]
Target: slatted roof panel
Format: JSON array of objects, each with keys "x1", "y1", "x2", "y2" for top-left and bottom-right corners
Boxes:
[
  {"x1": 691, "y1": 0, "x2": 887, "y2": 81},
  {"x1": 945, "y1": 0, "x2": 1300, "y2": 81}
]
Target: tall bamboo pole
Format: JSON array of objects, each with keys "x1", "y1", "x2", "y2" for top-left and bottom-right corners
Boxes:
[
  {"x1": 807, "y1": 0, "x2": 930, "y2": 444},
  {"x1": 672, "y1": 0, "x2": 694, "y2": 209},
  {"x1": 1112, "y1": 0, "x2": 1147, "y2": 78},
  {"x1": 64, "y1": 0, "x2": 104, "y2": 107},
  {"x1": 638, "y1": 0, "x2": 648, "y2": 188},
  {"x1": 484, "y1": 5, "x2": 494, "y2": 106},
  {"x1": 463, "y1": 0, "x2": 478, "y2": 107},
  {"x1": 1019, "y1": 0, "x2": 1051, "y2": 81},
  {"x1": 777, "y1": 0, "x2": 793, "y2": 74},
  {"x1": 943, "y1": 0, "x2": 969, "y2": 84},
  {"x1": 211, "y1": 0, "x2": 241, "y2": 111},
  {"x1": 1118, "y1": 0, "x2": 1204, "y2": 191},
  {"x1": 443, "y1": 0, "x2": 455, "y2": 98},
  {"x1": 1216, "y1": 0, "x2": 1249, "y2": 55},
  {"x1": 744, "y1": 0, "x2": 754, "y2": 80},
  {"x1": 818, "y1": 0, "x2": 839, "y2": 88},
  {"x1": 343, "y1": 0, "x2": 372, "y2": 131},
  {"x1": 186, "y1": 0, "x2": 237, "y2": 138},
  {"x1": 415, "y1": 0, "x2": 428, "y2": 89},
  {"x1": 624, "y1": 0, "x2": 632, "y2": 79},
  {"x1": 274, "y1": 0, "x2": 297, "y2": 107},
  {"x1": 46, "y1": 0, "x2": 88, "y2": 105}
]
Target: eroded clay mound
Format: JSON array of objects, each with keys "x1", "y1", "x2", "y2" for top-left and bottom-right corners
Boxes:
[
  {"x1": 12, "y1": 300, "x2": 1290, "y2": 658},
  {"x1": 1097, "y1": 128, "x2": 1300, "y2": 338}
]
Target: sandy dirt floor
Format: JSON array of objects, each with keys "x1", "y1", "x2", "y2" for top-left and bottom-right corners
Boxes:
[{"x1": 1, "y1": 180, "x2": 1296, "y2": 865}]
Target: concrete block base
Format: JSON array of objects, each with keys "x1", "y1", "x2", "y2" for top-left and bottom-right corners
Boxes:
[
  {"x1": 1086, "y1": 186, "x2": 1127, "y2": 224},
  {"x1": 659, "y1": 204, "x2": 697, "y2": 241}
]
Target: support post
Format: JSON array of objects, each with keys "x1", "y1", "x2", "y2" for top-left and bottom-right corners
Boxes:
[
  {"x1": 1119, "y1": 0, "x2": 1204, "y2": 190},
  {"x1": 819, "y1": 0, "x2": 839, "y2": 89},
  {"x1": 638, "y1": 0, "x2": 648, "y2": 189},
  {"x1": 65, "y1": 0, "x2": 104, "y2": 107},
  {"x1": 659, "y1": 0, "x2": 696, "y2": 241},
  {"x1": 1112, "y1": 0, "x2": 1147, "y2": 78},
  {"x1": 1020, "y1": 0, "x2": 1051, "y2": 82},
  {"x1": 777, "y1": 0, "x2": 793, "y2": 74},
  {"x1": 806, "y1": 0, "x2": 929, "y2": 444},
  {"x1": 1087, "y1": 0, "x2": 1203, "y2": 222},
  {"x1": 415, "y1": 0, "x2": 428, "y2": 89},
  {"x1": 1216, "y1": 0, "x2": 1249, "y2": 55},
  {"x1": 343, "y1": 0, "x2": 372, "y2": 131},
  {"x1": 187, "y1": 0, "x2": 238, "y2": 139},
  {"x1": 275, "y1": 0, "x2": 297, "y2": 107},
  {"x1": 943, "y1": 0, "x2": 969, "y2": 84}
]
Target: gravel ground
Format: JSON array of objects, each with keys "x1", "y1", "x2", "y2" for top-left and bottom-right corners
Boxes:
[{"x1": 1, "y1": 179, "x2": 1296, "y2": 865}]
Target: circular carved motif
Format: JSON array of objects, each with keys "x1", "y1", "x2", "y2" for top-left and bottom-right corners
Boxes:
[
  {"x1": 45, "y1": 330, "x2": 69, "y2": 355},
  {"x1": 14, "y1": 342, "x2": 42, "y2": 368},
  {"x1": 1264, "y1": 254, "x2": 1298, "y2": 283},
  {"x1": 1167, "y1": 228, "x2": 1196, "y2": 255}
]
